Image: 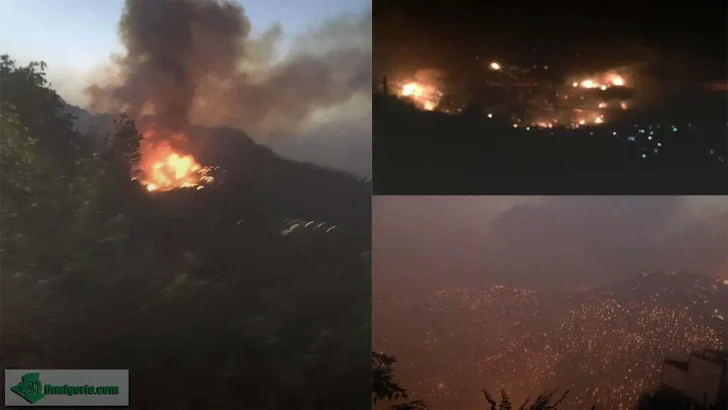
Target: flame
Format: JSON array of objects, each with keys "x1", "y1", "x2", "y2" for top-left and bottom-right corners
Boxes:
[
  {"x1": 574, "y1": 72, "x2": 627, "y2": 91},
  {"x1": 611, "y1": 76, "x2": 625, "y2": 86},
  {"x1": 398, "y1": 81, "x2": 441, "y2": 111},
  {"x1": 138, "y1": 132, "x2": 213, "y2": 192},
  {"x1": 401, "y1": 83, "x2": 420, "y2": 97},
  {"x1": 490, "y1": 62, "x2": 501, "y2": 70}
]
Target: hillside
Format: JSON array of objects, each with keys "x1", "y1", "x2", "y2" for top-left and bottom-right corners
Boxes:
[
  {"x1": 2, "y1": 56, "x2": 371, "y2": 409},
  {"x1": 374, "y1": 273, "x2": 728, "y2": 410}
]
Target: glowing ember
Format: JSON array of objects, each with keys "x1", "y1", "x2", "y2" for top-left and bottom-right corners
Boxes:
[
  {"x1": 490, "y1": 62, "x2": 501, "y2": 70},
  {"x1": 138, "y1": 135, "x2": 213, "y2": 192}
]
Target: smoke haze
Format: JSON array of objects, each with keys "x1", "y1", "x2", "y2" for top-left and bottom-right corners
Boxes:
[
  {"x1": 87, "y1": 0, "x2": 371, "y2": 174},
  {"x1": 373, "y1": 196, "x2": 728, "y2": 296}
]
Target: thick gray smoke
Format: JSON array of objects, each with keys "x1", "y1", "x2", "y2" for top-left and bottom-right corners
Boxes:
[{"x1": 87, "y1": 0, "x2": 371, "y2": 145}]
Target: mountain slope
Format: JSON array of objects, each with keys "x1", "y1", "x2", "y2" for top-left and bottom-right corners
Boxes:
[{"x1": 374, "y1": 273, "x2": 728, "y2": 410}]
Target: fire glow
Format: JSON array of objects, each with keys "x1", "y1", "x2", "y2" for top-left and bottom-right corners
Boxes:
[
  {"x1": 399, "y1": 81, "x2": 442, "y2": 111},
  {"x1": 138, "y1": 132, "x2": 213, "y2": 192}
]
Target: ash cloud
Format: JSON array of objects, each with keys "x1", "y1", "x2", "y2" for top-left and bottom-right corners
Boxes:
[{"x1": 87, "y1": 0, "x2": 371, "y2": 156}]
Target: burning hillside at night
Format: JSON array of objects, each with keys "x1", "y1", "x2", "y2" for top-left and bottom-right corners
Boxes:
[
  {"x1": 373, "y1": 0, "x2": 728, "y2": 195},
  {"x1": 390, "y1": 60, "x2": 683, "y2": 129},
  {"x1": 374, "y1": 273, "x2": 728, "y2": 410}
]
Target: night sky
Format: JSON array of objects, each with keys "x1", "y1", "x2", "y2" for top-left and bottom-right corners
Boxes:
[{"x1": 374, "y1": 0, "x2": 728, "y2": 84}]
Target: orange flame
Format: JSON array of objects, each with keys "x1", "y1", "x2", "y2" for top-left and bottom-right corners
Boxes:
[
  {"x1": 138, "y1": 131, "x2": 213, "y2": 192},
  {"x1": 399, "y1": 81, "x2": 441, "y2": 111}
]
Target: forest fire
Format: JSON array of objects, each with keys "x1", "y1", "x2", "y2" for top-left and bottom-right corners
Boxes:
[
  {"x1": 138, "y1": 133, "x2": 213, "y2": 192},
  {"x1": 393, "y1": 63, "x2": 635, "y2": 129}
]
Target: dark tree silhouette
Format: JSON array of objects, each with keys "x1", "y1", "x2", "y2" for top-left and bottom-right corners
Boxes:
[
  {"x1": 483, "y1": 389, "x2": 596, "y2": 410},
  {"x1": 372, "y1": 352, "x2": 429, "y2": 410},
  {"x1": 372, "y1": 351, "x2": 597, "y2": 410}
]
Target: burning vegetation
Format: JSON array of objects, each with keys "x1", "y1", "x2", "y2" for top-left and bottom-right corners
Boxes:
[
  {"x1": 394, "y1": 61, "x2": 636, "y2": 129},
  {"x1": 85, "y1": 0, "x2": 370, "y2": 192},
  {"x1": 138, "y1": 142, "x2": 213, "y2": 192},
  {"x1": 398, "y1": 81, "x2": 443, "y2": 111},
  {"x1": 135, "y1": 130, "x2": 213, "y2": 192}
]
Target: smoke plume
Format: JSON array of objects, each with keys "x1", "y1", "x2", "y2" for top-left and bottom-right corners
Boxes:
[{"x1": 86, "y1": 0, "x2": 371, "y2": 140}]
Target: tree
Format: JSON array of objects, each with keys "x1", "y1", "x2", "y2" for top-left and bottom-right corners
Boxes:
[
  {"x1": 483, "y1": 389, "x2": 596, "y2": 410},
  {"x1": 372, "y1": 352, "x2": 429, "y2": 410},
  {"x1": 1, "y1": 53, "x2": 372, "y2": 409}
]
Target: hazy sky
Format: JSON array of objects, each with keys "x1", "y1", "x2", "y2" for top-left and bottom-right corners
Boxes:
[
  {"x1": 373, "y1": 196, "x2": 728, "y2": 296},
  {"x1": 0, "y1": 0, "x2": 372, "y2": 176}
]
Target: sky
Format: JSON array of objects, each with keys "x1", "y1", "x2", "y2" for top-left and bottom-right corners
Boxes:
[
  {"x1": 374, "y1": 0, "x2": 728, "y2": 85},
  {"x1": 373, "y1": 196, "x2": 728, "y2": 296},
  {"x1": 0, "y1": 0, "x2": 372, "y2": 176}
]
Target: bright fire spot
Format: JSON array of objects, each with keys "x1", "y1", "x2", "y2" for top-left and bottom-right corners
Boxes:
[
  {"x1": 723, "y1": 279, "x2": 728, "y2": 285},
  {"x1": 575, "y1": 73, "x2": 627, "y2": 91},
  {"x1": 598, "y1": 102, "x2": 608, "y2": 108},
  {"x1": 398, "y1": 81, "x2": 441, "y2": 111},
  {"x1": 621, "y1": 102, "x2": 628, "y2": 110},
  {"x1": 402, "y1": 83, "x2": 420, "y2": 97},
  {"x1": 595, "y1": 116, "x2": 604, "y2": 124},
  {"x1": 490, "y1": 62, "x2": 501, "y2": 70},
  {"x1": 138, "y1": 137, "x2": 214, "y2": 192}
]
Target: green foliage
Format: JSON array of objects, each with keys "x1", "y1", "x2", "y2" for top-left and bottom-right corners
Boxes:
[
  {"x1": 0, "y1": 56, "x2": 155, "y2": 366},
  {"x1": 104, "y1": 113, "x2": 142, "y2": 181},
  {"x1": 1, "y1": 54, "x2": 371, "y2": 409},
  {"x1": 0, "y1": 54, "x2": 90, "y2": 167}
]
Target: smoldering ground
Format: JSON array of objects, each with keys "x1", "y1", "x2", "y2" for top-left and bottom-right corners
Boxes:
[{"x1": 86, "y1": 0, "x2": 371, "y2": 173}]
